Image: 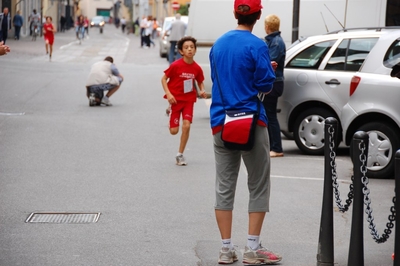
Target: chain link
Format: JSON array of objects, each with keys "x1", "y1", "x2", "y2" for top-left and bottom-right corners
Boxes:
[
  {"x1": 329, "y1": 124, "x2": 354, "y2": 212},
  {"x1": 359, "y1": 140, "x2": 396, "y2": 244},
  {"x1": 327, "y1": 125, "x2": 396, "y2": 243}
]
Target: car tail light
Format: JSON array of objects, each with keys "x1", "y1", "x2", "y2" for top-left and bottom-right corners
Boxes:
[{"x1": 350, "y1": 76, "x2": 361, "y2": 96}]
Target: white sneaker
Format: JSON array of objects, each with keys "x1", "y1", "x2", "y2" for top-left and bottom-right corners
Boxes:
[
  {"x1": 243, "y1": 244, "x2": 282, "y2": 265},
  {"x1": 176, "y1": 155, "x2": 187, "y2": 166},
  {"x1": 218, "y1": 247, "x2": 238, "y2": 264},
  {"x1": 89, "y1": 93, "x2": 96, "y2": 106},
  {"x1": 101, "y1": 96, "x2": 112, "y2": 106}
]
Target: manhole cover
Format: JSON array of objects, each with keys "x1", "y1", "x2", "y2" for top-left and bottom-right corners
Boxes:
[{"x1": 26, "y1": 212, "x2": 101, "y2": 223}]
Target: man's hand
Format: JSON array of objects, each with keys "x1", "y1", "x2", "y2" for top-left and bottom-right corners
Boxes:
[{"x1": 0, "y1": 41, "x2": 10, "y2": 56}]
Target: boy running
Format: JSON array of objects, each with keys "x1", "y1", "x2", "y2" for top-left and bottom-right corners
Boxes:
[
  {"x1": 43, "y1": 16, "x2": 56, "y2": 61},
  {"x1": 161, "y1": 36, "x2": 206, "y2": 166}
]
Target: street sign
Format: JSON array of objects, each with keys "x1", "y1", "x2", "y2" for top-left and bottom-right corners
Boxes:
[{"x1": 171, "y1": 1, "x2": 180, "y2": 10}]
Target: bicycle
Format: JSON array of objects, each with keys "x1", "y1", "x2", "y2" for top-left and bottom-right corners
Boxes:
[{"x1": 32, "y1": 25, "x2": 39, "y2": 41}]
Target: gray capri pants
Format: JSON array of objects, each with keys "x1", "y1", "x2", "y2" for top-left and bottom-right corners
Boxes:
[{"x1": 213, "y1": 125, "x2": 271, "y2": 212}]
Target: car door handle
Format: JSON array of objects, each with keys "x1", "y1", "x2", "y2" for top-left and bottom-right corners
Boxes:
[{"x1": 325, "y1": 79, "x2": 341, "y2": 85}]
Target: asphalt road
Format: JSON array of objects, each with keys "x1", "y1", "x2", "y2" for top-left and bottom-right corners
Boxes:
[{"x1": 0, "y1": 24, "x2": 396, "y2": 266}]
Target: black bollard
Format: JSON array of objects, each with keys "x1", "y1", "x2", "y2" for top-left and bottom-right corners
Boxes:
[
  {"x1": 394, "y1": 150, "x2": 400, "y2": 266},
  {"x1": 317, "y1": 117, "x2": 337, "y2": 266},
  {"x1": 348, "y1": 131, "x2": 369, "y2": 266}
]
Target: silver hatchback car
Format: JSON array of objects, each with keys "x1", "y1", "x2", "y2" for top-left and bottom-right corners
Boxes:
[
  {"x1": 278, "y1": 27, "x2": 400, "y2": 156},
  {"x1": 341, "y1": 31, "x2": 400, "y2": 179}
]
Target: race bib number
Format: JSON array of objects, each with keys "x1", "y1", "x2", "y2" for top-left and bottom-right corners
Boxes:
[{"x1": 184, "y1": 79, "x2": 193, "y2": 94}]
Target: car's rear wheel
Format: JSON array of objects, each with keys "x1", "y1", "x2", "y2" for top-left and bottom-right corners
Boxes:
[
  {"x1": 293, "y1": 108, "x2": 338, "y2": 155},
  {"x1": 353, "y1": 122, "x2": 400, "y2": 179}
]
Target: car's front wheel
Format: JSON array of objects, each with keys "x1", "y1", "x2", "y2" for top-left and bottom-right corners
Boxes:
[
  {"x1": 355, "y1": 122, "x2": 400, "y2": 179},
  {"x1": 293, "y1": 108, "x2": 338, "y2": 155}
]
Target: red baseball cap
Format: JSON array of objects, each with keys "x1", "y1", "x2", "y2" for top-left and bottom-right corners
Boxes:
[{"x1": 234, "y1": 0, "x2": 262, "y2": 15}]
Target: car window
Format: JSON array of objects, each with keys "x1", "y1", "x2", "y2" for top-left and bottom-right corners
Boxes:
[
  {"x1": 287, "y1": 36, "x2": 308, "y2": 50},
  {"x1": 286, "y1": 40, "x2": 335, "y2": 69},
  {"x1": 383, "y1": 38, "x2": 400, "y2": 67},
  {"x1": 325, "y1": 38, "x2": 378, "y2": 71}
]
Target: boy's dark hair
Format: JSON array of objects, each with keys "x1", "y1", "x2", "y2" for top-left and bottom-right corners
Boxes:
[
  {"x1": 236, "y1": 11, "x2": 261, "y2": 26},
  {"x1": 104, "y1": 56, "x2": 114, "y2": 63},
  {"x1": 177, "y1": 36, "x2": 197, "y2": 51}
]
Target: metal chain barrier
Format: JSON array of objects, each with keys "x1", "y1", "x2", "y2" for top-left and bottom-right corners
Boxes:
[
  {"x1": 328, "y1": 124, "x2": 354, "y2": 213},
  {"x1": 358, "y1": 140, "x2": 396, "y2": 244}
]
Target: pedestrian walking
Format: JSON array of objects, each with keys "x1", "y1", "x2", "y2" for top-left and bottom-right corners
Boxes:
[
  {"x1": 68, "y1": 16, "x2": 73, "y2": 30},
  {"x1": 139, "y1": 15, "x2": 147, "y2": 47},
  {"x1": 43, "y1": 16, "x2": 56, "y2": 61},
  {"x1": 161, "y1": 36, "x2": 206, "y2": 166},
  {"x1": 262, "y1": 14, "x2": 286, "y2": 158},
  {"x1": 133, "y1": 17, "x2": 139, "y2": 34},
  {"x1": 164, "y1": 13, "x2": 186, "y2": 64},
  {"x1": 84, "y1": 16, "x2": 89, "y2": 37},
  {"x1": 13, "y1": 10, "x2": 23, "y2": 40},
  {"x1": 209, "y1": 0, "x2": 282, "y2": 264},
  {"x1": 152, "y1": 17, "x2": 159, "y2": 39},
  {"x1": 86, "y1": 56, "x2": 124, "y2": 106},
  {"x1": 114, "y1": 17, "x2": 120, "y2": 28},
  {"x1": 0, "y1": 41, "x2": 10, "y2": 55},
  {"x1": 0, "y1": 7, "x2": 11, "y2": 44},
  {"x1": 120, "y1": 17, "x2": 126, "y2": 33},
  {"x1": 60, "y1": 15, "x2": 66, "y2": 32},
  {"x1": 146, "y1": 16, "x2": 155, "y2": 47}
]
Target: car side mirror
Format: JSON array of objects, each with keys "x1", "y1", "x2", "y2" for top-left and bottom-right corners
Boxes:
[{"x1": 390, "y1": 64, "x2": 400, "y2": 79}]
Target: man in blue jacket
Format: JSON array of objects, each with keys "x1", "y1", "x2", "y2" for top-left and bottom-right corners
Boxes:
[
  {"x1": 0, "y1": 7, "x2": 11, "y2": 44},
  {"x1": 13, "y1": 10, "x2": 23, "y2": 40},
  {"x1": 262, "y1": 14, "x2": 286, "y2": 158}
]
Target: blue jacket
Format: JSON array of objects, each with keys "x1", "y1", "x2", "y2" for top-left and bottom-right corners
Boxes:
[
  {"x1": 13, "y1": 14, "x2": 23, "y2": 27},
  {"x1": 210, "y1": 30, "x2": 276, "y2": 128},
  {"x1": 264, "y1": 31, "x2": 286, "y2": 81}
]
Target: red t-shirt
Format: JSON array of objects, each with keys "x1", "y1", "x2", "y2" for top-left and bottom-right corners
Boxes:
[
  {"x1": 43, "y1": 23, "x2": 54, "y2": 41},
  {"x1": 163, "y1": 58, "x2": 204, "y2": 102}
]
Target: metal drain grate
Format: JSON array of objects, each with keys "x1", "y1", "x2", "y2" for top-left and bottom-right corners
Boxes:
[{"x1": 25, "y1": 212, "x2": 101, "y2": 224}]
